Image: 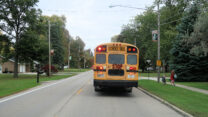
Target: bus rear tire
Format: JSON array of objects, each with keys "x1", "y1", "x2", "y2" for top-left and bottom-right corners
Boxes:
[{"x1": 94, "y1": 86, "x2": 101, "y2": 92}]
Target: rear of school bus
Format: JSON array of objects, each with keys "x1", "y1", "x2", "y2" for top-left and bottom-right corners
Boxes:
[{"x1": 93, "y1": 42, "x2": 139, "y2": 92}]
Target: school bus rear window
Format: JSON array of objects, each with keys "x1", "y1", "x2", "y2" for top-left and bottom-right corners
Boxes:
[
  {"x1": 108, "y1": 54, "x2": 124, "y2": 64},
  {"x1": 127, "y1": 55, "x2": 137, "y2": 65},
  {"x1": 96, "y1": 54, "x2": 106, "y2": 64}
]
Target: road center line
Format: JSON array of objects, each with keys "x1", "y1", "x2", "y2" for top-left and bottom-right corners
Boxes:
[{"x1": 76, "y1": 88, "x2": 83, "y2": 95}]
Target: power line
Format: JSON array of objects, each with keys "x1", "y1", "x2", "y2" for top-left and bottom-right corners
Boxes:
[
  {"x1": 161, "y1": 18, "x2": 182, "y2": 25},
  {"x1": 41, "y1": 9, "x2": 130, "y2": 13},
  {"x1": 41, "y1": 9, "x2": 77, "y2": 13},
  {"x1": 160, "y1": 12, "x2": 182, "y2": 22},
  {"x1": 109, "y1": 5, "x2": 151, "y2": 11},
  {"x1": 160, "y1": 13, "x2": 199, "y2": 26}
]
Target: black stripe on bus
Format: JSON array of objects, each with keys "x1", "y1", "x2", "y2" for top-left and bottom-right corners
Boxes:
[
  {"x1": 93, "y1": 69, "x2": 106, "y2": 72},
  {"x1": 126, "y1": 70, "x2": 138, "y2": 72}
]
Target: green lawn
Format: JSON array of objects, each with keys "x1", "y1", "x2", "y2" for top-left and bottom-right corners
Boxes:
[
  {"x1": 63, "y1": 68, "x2": 90, "y2": 72},
  {"x1": 139, "y1": 80, "x2": 208, "y2": 117},
  {"x1": 0, "y1": 73, "x2": 76, "y2": 98},
  {"x1": 139, "y1": 72, "x2": 170, "y2": 77},
  {"x1": 177, "y1": 82, "x2": 208, "y2": 90}
]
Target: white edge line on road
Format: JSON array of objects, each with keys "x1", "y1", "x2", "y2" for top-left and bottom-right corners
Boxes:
[{"x1": 0, "y1": 75, "x2": 80, "y2": 104}]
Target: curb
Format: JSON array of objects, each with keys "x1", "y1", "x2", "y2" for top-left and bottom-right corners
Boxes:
[{"x1": 137, "y1": 87, "x2": 193, "y2": 117}]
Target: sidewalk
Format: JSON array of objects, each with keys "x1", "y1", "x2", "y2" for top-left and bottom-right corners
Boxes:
[{"x1": 139, "y1": 77, "x2": 208, "y2": 95}]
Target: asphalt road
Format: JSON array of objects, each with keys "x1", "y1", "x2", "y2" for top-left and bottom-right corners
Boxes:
[{"x1": 0, "y1": 71, "x2": 183, "y2": 117}]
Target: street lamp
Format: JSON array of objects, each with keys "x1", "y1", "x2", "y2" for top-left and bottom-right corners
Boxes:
[
  {"x1": 109, "y1": 1, "x2": 161, "y2": 82},
  {"x1": 109, "y1": 5, "x2": 148, "y2": 10},
  {"x1": 68, "y1": 40, "x2": 71, "y2": 69}
]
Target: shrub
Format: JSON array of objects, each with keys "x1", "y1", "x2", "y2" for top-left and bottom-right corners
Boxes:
[{"x1": 41, "y1": 65, "x2": 58, "y2": 76}]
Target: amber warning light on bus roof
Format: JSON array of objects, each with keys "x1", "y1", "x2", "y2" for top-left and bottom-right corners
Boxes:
[
  {"x1": 127, "y1": 46, "x2": 137, "y2": 53},
  {"x1": 96, "y1": 45, "x2": 106, "y2": 52}
]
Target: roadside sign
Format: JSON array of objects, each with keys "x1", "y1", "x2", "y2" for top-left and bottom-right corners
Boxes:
[
  {"x1": 69, "y1": 56, "x2": 72, "y2": 60},
  {"x1": 152, "y1": 30, "x2": 158, "y2": 42},
  {"x1": 157, "y1": 60, "x2": 161, "y2": 66},
  {"x1": 51, "y1": 49, "x2": 54, "y2": 56},
  {"x1": 146, "y1": 60, "x2": 151, "y2": 63}
]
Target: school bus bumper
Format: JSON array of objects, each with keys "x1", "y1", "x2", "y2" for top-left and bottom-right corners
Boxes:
[{"x1": 94, "y1": 80, "x2": 138, "y2": 87}]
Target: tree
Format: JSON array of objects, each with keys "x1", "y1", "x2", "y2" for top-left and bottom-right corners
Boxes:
[
  {"x1": 159, "y1": 1, "x2": 183, "y2": 71},
  {"x1": 17, "y1": 14, "x2": 49, "y2": 65},
  {"x1": 82, "y1": 49, "x2": 93, "y2": 68},
  {"x1": 69, "y1": 36, "x2": 85, "y2": 68},
  {"x1": 62, "y1": 29, "x2": 72, "y2": 66},
  {"x1": 115, "y1": 8, "x2": 158, "y2": 72},
  {"x1": 0, "y1": 0, "x2": 40, "y2": 78},
  {"x1": 188, "y1": 14, "x2": 208, "y2": 57},
  {"x1": 18, "y1": 30, "x2": 48, "y2": 64},
  {"x1": 0, "y1": 34, "x2": 13, "y2": 61},
  {"x1": 170, "y1": 2, "x2": 203, "y2": 81},
  {"x1": 111, "y1": 35, "x2": 120, "y2": 42},
  {"x1": 48, "y1": 15, "x2": 70, "y2": 70}
]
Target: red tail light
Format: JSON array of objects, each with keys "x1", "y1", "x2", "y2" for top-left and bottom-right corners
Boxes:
[
  {"x1": 96, "y1": 45, "x2": 107, "y2": 52},
  {"x1": 98, "y1": 47, "x2": 102, "y2": 51},
  {"x1": 96, "y1": 66, "x2": 105, "y2": 70},
  {"x1": 99, "y1": 66, "x2": 103, "y2": 70},
  {"x1": 129, "y1": 67, "x2": 136, "y2": 71}
]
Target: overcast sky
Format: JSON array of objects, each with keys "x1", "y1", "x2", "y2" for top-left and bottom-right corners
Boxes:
[{"x1": 37, "y1": 0, "x2": 155, "y2": 51}]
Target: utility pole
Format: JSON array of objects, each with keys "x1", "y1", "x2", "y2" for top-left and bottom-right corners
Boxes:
[
  {"x1": 134, "y1": 24, "x2": 138, "y2": 46},
  {"x1": 68, "y1": 40, "x2": 70, "y2": 69},
  {"x1": 84, "y1": 52, "x2": 86, "y2": 69},
  {"x1": 157, "y1": 0, "x2": 161, "y2": 83},
  {"x1": 78, "y1": 44, "x2": 80, "y2": 69},
  {"x1": 48, "y1": 20, "x2": 51, "y2": 77}
]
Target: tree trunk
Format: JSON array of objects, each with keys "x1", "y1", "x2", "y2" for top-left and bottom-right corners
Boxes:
[
  {"x1": 13, "y1": 52, "x2": 18, "y2": 78},
  {"x1": 13, "y1": 35, "x2": 19, "y2": 78},
  {"x1": 165, "y1": 64, "x2": 169, "y2": 73}
]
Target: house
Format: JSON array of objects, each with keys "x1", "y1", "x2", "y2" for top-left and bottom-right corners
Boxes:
[{"x1": 0, "y1": 56, "x2": 30, "y2": 73}]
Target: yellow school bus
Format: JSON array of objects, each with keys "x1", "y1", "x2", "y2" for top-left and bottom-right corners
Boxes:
[{"x1": 93, "y1": 42, "x2": 139, "y2": 92}]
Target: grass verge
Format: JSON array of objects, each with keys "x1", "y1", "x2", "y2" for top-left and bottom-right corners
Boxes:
[
  {"x1": 139, "y1": 72, "x2": 170, "y2": 77},
  {"x1": 0, "y1": 73, "x2": 76, "y2": 98},
  {"x1": 177, "y1": 82, "x2": 208, "y2": 90},
  {"x1": 139, "y1": 80, "x2": 208, "y2": 117}
]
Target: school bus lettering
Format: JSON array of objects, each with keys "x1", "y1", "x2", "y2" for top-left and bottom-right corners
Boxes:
[
  {"x1": 112, "y1": 64, "x2": 122, "y2": 69},
  {"x1": 108, "y1": 46, "x2": 125, "y2": 51}
]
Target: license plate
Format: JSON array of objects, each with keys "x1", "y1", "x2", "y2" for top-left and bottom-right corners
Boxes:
[
  {"x1": 97, "y1": 74, "x2": 104, "y2": 77},
  {"x1": 128, "y1": 75, "x2": 135, "y2": 78},
  {"x1": 108, "y1": 47, "x2": 125, "y2": 51}
]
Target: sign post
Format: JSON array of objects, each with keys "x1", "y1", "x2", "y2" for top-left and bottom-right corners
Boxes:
[
  {"x1": 36, "y1": 64, "x2": 40, "y2": 83},
  {"x1": 146, "y1": 60, "x2": 151, "y2": 80}
]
